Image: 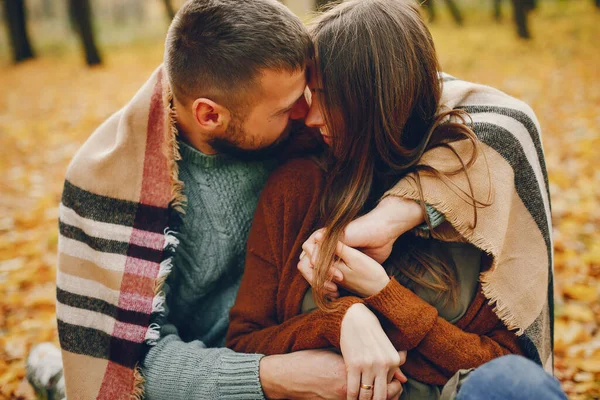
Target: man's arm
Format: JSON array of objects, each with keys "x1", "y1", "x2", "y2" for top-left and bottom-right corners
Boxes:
[
  {"x1": 142, "y1": 325, "x2": 353, "y2": 400},
  {"x1": 141, "y1": 323, "x2": 265, "y2": 400}
]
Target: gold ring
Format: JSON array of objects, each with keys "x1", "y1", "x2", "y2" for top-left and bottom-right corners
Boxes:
[{"x1": 360, "y1": 383, "x2": 374, "y2": 390}]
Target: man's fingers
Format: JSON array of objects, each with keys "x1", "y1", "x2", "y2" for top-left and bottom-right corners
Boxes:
[
  {"x1": 393, "y1": 369, "x2": 407, "y2": 384},
  {"x1": 386, "y1": 379, "x2": 403, "y2": 400},
  {"x1": 397, "y1": 351, "x2": 407, "y2": 366}
]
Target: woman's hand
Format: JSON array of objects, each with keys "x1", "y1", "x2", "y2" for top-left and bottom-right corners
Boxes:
[
  {"x1": 298, "y1": 196, "x2": 423, "y2": 293},
  {"x1": 332, "y1": 242, "x2": 391, "y2": 298},
  {"x1": 340, "y1": 303, "x2": 408, "y2": 400},
  {"x1": 343, "y1": 196, "x2": 425, "y2": 264},
  {"x1": 300, "y1": 238, "x2": 390, "y2": 298}
]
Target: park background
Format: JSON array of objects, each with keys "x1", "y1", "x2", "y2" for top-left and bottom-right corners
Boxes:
[{"x1": 0, "y1": 0, "x2": 598, "y2": 398}]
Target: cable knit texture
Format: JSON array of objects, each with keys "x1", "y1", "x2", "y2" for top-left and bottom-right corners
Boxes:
[{"x1": 141, "y1": 140, "x2": 276, "y2": 399}]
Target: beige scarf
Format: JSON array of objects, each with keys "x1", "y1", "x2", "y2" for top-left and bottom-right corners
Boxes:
[{"x1": 388, "y1": 73, "x2": 553, "y2": 373}]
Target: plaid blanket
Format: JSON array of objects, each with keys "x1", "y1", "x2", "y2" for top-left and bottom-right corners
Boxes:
[
  {"x1": 387, "y1": 73, "x2": 554, "y2": 373},
  {"x1": 56, "y1": 66, "x2": 182, "y2": 399},
  {"x1": 55, "y1": 67, "x2": 553, "y2": 399}
]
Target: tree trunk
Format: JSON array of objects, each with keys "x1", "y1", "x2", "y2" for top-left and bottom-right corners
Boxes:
[
  {"x1": 164, "y1": 0, "x2": 176, "y2": 20},
  {"x1": 69, "y1": 0, "x2": 102, "y2": 66},
  {"x1": 493, "y1": 0, "x2": 502, "y2": 22},
  {"x1": 523, "y1": 0, "x2": 537, "y2": 12},
  {"x1": 596, "y1": 0, "x2": 600, "y2": 9},
  {"x1": 445, "y1": 0, "x2": 464, "y2": 25},
  {"x1": 423, "y1": 0, "x2": 436, "y2": 22},
  {"x1": 3, "y1": 0, "x2": 35, "y2": 63},
  {"x1": 512, "y1": 0, "x2": 531, "y2": 39}
]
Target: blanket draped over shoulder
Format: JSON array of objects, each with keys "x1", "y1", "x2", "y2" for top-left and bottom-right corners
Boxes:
[
  {"x1": 56, "y1": 66, "x2": 182, "y2": 399},
  {"x1": 55, "y1": 67, "x2": 553, "y2": 399},
  {"x1": 387, "y1": 73, "x2": 553, "y2": 373}
]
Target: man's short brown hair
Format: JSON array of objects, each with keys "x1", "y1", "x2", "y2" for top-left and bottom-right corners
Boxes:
[{"x1": 165, "y1": 0, "x2": 312, "y2": 109}]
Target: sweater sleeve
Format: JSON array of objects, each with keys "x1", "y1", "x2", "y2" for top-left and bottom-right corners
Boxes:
[
  {"x1": 226, "y1": 250, "x2": 362, "y2": 354},
  {"x1": 141, "y1": 327, "x2": 265, "y2": 400},
  {"x1": 364, "y1": 278, "x2": 523, "y2": 385}
]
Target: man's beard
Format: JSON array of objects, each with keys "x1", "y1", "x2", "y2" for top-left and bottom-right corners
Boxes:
[{"x1": 208, "y1": 117, "x2": 295, "y2": 162}]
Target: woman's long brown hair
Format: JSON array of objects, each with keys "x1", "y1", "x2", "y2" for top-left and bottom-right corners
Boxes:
[{"x1": 309, "y1": 0, "x2": 492, "y2": 310}]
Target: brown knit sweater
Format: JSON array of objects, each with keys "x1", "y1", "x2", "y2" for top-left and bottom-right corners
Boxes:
[{"x1": 226, "y1": 158, "x2": 523, "y2": 386}]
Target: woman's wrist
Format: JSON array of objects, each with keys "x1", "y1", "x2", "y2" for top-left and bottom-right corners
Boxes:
[
  {"x1": 365, "y1": 275, "x2": 391, "y2": 297},
  {"x1": 377, "y1": 196, "x2": 425, "y2": 239}
]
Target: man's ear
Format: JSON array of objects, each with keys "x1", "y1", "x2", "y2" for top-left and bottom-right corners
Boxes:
[{"x1": 192, "y1": 98, "x2": 231, "y2": 133}]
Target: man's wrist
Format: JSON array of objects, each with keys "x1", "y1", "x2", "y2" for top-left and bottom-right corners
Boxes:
[
  {"x1": 378, "y1": 196, "x2": 425, "y2": 237},
  {"x1": 259, "y1": 355, "x2": 287, "y2": 399}
]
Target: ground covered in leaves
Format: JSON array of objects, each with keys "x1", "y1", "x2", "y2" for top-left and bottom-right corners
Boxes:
[{"x1": 0, "y1": 2, "x2": 598, "y2": 399}]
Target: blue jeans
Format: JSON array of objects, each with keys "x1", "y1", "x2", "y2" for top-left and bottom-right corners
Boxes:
[{"x1": 456, "y1": 355, "x2": 567, "y2": 400}]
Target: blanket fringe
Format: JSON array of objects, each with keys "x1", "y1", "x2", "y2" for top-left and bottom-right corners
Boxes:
[
  {"x1": 132, "y1": 364, "x2": 145, "y2": 400},
  {"x1": 383, "y1": 174, "x2": 523, "y2": 336},
  {"x1": 163, "y1": 80, "x2": 187, "y2": 213}
]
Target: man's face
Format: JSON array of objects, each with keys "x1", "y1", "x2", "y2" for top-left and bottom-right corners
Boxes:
[{"x1": 210, "y1": 68, "x2": 308, "y2": 157}]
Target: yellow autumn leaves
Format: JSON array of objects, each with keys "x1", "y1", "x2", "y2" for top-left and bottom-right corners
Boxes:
[{"x1": 0, "y1": 1, "x2": 598, "y2": 399}]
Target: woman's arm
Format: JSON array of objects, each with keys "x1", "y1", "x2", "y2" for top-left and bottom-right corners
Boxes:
[
  {"x1": 324, "y1": 243, "x2": 522, "y2": 385},
  {"x1": 365, "y1": 278, "x2": 523, "y2": 384},
  {"x1": 226, "y1": 250, "x2": 362, "y2": 355}
]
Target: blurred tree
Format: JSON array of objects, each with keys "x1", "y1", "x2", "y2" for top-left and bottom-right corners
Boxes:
[
  {"x1": 493, "y1": 0, "x2": 502, "y2": 21},
  {"x1": 594, "y1": 0, "x2": 599, "y2": 7},
  {"x1": 422, "y1": 0, "x2": 464, "y2": 26},
  {"x1": 69, "y1": 0, "x2": 102, "y2": 66},
  {"x1": 512, "y1": 0, "x2": 536, "y2": 39},
  {"x1": 164, "y1": 0, "x2": 176, "y2": 20},
  {"x1": 3, "y1": 0, "x2": 35, "y2": 63}
]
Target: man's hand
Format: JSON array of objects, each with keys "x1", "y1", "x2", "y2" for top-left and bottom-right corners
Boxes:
[{"x1": 259, "y1": 349, "x2": 404, "y2": 400}]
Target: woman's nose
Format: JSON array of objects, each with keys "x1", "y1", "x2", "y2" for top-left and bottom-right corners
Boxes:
[{"x1": 304, "y1": 102, "x2": 325, "y2": 128}]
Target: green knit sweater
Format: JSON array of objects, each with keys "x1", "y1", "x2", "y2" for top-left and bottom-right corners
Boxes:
[
  {"x1": 141, "y1": 140, "x2": 276, "y2": 399},
  {"x1": 141, "y1": 141, "x2": 446, "y2": 399}
]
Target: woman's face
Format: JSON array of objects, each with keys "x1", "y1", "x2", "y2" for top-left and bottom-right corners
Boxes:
[{"x1": 305, "y1": 71, "x2": 333, "y2": 146}]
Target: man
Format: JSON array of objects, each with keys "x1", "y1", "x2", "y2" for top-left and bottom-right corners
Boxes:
[{"x1": 53, "y1": 1, "x2": 416, "y2": 399}]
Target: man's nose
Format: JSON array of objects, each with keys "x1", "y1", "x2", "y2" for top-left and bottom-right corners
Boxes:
[{"x1": 290, "y1": 96, "x2": 309, "y2": 120}]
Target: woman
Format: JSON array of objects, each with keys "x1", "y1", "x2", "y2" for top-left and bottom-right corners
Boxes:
[{"x1": 226, "y1": 0, "x2": 555, "y2": 399}]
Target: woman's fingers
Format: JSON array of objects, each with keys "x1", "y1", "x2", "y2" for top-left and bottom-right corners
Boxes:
[
  {"x1": 297, "y1": 254, "x2": 314, "y2": 283},
  {"x1": 373, "y1": 374, "x2": 387, "y2": 400},
  {"x1": 358, "y1": 371, "x2": 375, "y2": 400},
  {"x1": 335, "y1": 241, "x2": 371, "y2": 267},
  {"x1": 346, "y1": 368, "x2": 361, "y2": 400}
]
